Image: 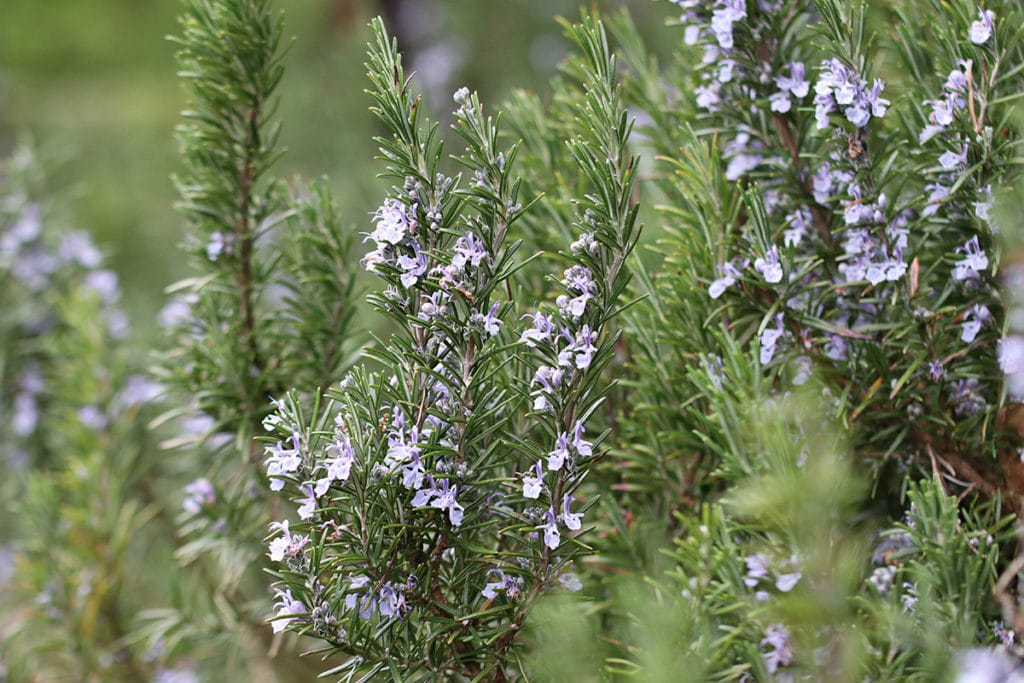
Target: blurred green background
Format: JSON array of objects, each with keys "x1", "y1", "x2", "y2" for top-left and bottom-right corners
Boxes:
[{"x1": 0, "y1": 0, "x2": 668, "y2": 334}]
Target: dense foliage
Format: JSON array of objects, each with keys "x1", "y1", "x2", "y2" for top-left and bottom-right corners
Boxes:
[{"x1": 2, "y1": 0, "x2": 1024, "y2": 681}]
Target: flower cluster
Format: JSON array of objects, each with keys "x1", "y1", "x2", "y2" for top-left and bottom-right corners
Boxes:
[{"x1": 814, "y1": 58, "x2": 889, "y2": 129}]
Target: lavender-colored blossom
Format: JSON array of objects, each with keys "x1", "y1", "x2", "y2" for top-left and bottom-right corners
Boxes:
[
  {"x1": 939, "y1": 143, "x2": 968, "y2": 171},
  {"x1": 1000, "y1": 336, "x2": 1024, "y2": 399},
  {"x1": 538, "y1": 508, "x2": 561, "y2": 550},
  {"x1": 759, "y1": 314, "x2": 785, "y2": 365},
  {"x1": 521, "y1": 311, "x2": 555, "y2": 347},
  {"x1": 296, "y1": 484, "x2": 317, "y2": 520},
  {"x1": 950, "y1": 378, "x2": 986, "y2": 416},
  {"x1": 411, "y1": 475, "x2": 438, "y2": 508},
  {"x1": 78, "y1": 405, "x2": 108, "y2": 430},
  {"x1": 745, "y1": 554, "x2": 770, "y2": 588},
  {"x1": 558, "y1": 572, "x2": 583, "y2": 591},
  {"x1": 824, "y1": 334, "x2": 848, "y2": 361},
  {"x1": 754, "y1": 246, "x2": 783, "y2": 284},
  {"x1": 152, "y1": 666, "x2": 200, "y2": 683},
  {"x1": 961, "y1": 305, "x2": 990, "y2": 343},
  {"x1": 370, "y1": 198, "x2": 413, "y2": 246},
  {"x1": 1, "y1": 204, "x2": 42, "y2": 257},
  {"x1": 975, "y1": 185, "x2": 994, "y2": 224},
  {"x1": 271, "y1": 587, "x2": 306, "y2": 634},
  {"x1": 474, "y1": 301, "x2": 503, "y2": 337},
  {"x1": 784, "y1": 208, "x2": 811, "y2": 248},
  {"x1": 952, "y1": 236, "x2": 988, "y2": 280},
  {"x1": 695, "y1": 82, "x2": 722, "y2": 111},
  {"x1": 561, "y1": 494, "x2": 583, "y2": 531},
  {"x1": 182, "y1": 477, "x2": 215, "y2": 515},
  {"x1": 206, "y1": 231, "x2": 227, "y2": 261},
  {"x1": 815, "y1": 59, "x2": 888, "y2": 129},
  {"x1": 761, "y1": 624, "x2": 795, "y2": 673},
  {"x1": 953, "y1": 649, "x2": 1024, "y2": 683},
  {"x1": 710, "y1": 0, "x2": 746, "y2": 49},
  {"x1": 709, "y1": 258, "x2": 748, "y2": 299},
  {"x1": 265, "y1": 433, "x2": 302, "y2": 491},
  {"x1": 572, "y1": 421, "x2": 593, "y2": 458},
  {"x1": 430, "y1": 479, "x2": 465, "y2": 526},
  {"x1": 267, "y1": 519, "x2": 310, "y2": 562},
  {"x1": 482, "y1": 568, "x2": 524, "y2": 600},
  {"x1": 396, "y1": 244, "x2": 428, "y2": 288},
  {"x1": 83, "y1": 269, "x2": 121, "y2": 306},
  {"x1": 531, "y1": 365, "x2": 564, "y2": 411},
  {"x1": 522, "y1": 461, "x2": 544, "y2": 499},
  {"x1": 724, "y1": 131, "x2": 763, "y2": 181},
  {"x1": 316, "y1": 437, "x2": 355, "y2": 495},
  {"x1": 969, "y1": 9, "x2": 995, "y2": 45},
  {"x1": 548, "y1": 432, "x2": 571, "y2": 471},
  {"x1": 570, "y1": 325, "x2": 598, "y2": 369},
  {"x1": 482, "y1": 569, "x2": 507, "y2": 600},
  {"x1": 159, "y1": 296, "x2": 194, "y2": 328},
  {"x1": 58, "y1": 231, "x2": 102, "y2": 268}
]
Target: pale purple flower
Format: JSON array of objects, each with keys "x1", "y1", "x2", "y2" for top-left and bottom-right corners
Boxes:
[
  {"x1": 370, "y1": 198, "x2": 413, "y2": 246},
  {"x1": 952, "y1": 236, "x2": 988, "y2": 280},
  {"x1": 271, "y1": 587, "x2": 306, "y2": 634},
  {"x1": 206, "y1": 231, "x2": 227, "y2": 261},
  {"x1": 78, "y1": 405, "x2": 108, "y2": 431},
  {"x1": 1, "y1": 204, "x2": 41, "y2": 257},
  {"x1": 482, "y1": 568, "x2": 524, "y2": 600},
  {"x1": 316, "y1": 437, "x2": 355, "y2": 496},
  {"x1": 377, "y1": 583, "x2": 406, "y2": 618},
  {"x1": 83, "y1": 269, "x2": 121, "y2": 306},
  {"x1": 476, "y1": 301, "x2": 503, "y2": 337},
  {"x1": 969, "y1": 9, "x2": 995, "y2": 45},
  {"x1": 58, "y1": 231, "x2": 102, "y2": 268},
  {"x1": 709, "y1": 258, "x2": 748, "y2": 299},
  {"x1": 152, "y1": 667, "x2": 199, "y2": 683},
  {"x1": 745, "y1": 554, "x2": 770, "y2": 588},
  {"x1": 548, "y1": 432, "x2": 571, "y2": 471},
  {"x1": 411, "y1": 476, "x2": 438, "y2": 508},
  {"x1": 267, "y1": 520, "x2": 310, "y2": 562},
  {"x1": 776, "y1": 62, "x2": 809, "y2": 98},
  {"x1": 430, "y1": 479, "x2": 465, "y2": 526},
  {"x1": 158, "y1": 298, "x2": 193, "y2": 328},
  {"x1": 950, "y1": 378, "x2": 986, "y2": 416},
  {"x1": 482, "y1": 569, "x2": 507, "y2": 600},
  {"x1": 695, "y1": 83, "x2": 722, "y2": 111},
  {"x1": 538, "y1": 508, "x2": 561, "y2": 550},
  {"x1": 558, "y1": 573, "x2": 583, "y2": 591},
  {"x1": 402, "y1": 452, "x2": 426, "y2": 490},
  {"x1": 815, "y1": 59, "x2": 887, "y2": 129},
  {"x1": 961, "y1": 304, "x2": 990, "y2": 343},
  {"x1": 522, "y1": 461, "x2": 544, "y2": 499},
  {"x1": 922, "y1": 182, "x2": 950, "y2": 217},
  {"x1": 754, "y1": 246, "x2": 783, "y2": 284},
  {"x1": 571, "y1": 325, "x2": 598, "y2": 369},
  {"x1": 759, "y1": 314, "x2": 785, "y2": 364},
  {"x1": 786, "y1": 209, "x2": 811, "y2": 249},
  {"x1": 1001, "y1": 336, "x2": 1024, "y2": 399},
  {"x1": 710, "y1": 0, "x2": 746, "y2": 49},
  {"x1": 975, "y1": 184, "x2": 994, "y2": 224},
  {"x1": 397, "y1": 245, "x2": 428, "y2": 288},
  {"x1": 761, "y1": 624, "x2": 794, "y2": 673},
  {"x1": 572, "y1": 421, "x2": 593, "y2": 458},
  {"x1": 939, "y1": 143, "x2": 969, "y2": 171},
  {"x1": 296, "y1": 484, "x2": 317, "y2": 520},
  {"x1": 183, "y1": 477, "x2": 215, "y2": 515},
  {"x1": 265, "y1": 433, "x2": 302, "y2": 492},
  {"x1": 521, "y1": 311, "x2": 555, "y2": 347},
  {"x1": 561, "y1": 494, "x2": 583, "y2": 531}
]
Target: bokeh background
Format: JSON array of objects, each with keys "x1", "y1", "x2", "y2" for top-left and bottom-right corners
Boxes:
[{"x1": 0, "y1": 0, "x2": 669, "y2": 336}]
